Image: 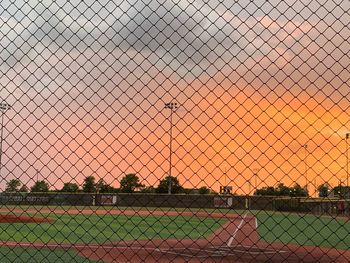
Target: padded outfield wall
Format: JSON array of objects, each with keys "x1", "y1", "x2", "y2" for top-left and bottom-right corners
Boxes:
[
  {"x1": 1, "y1": 193, "x2": 348, "y2": 215},
  {"x1": 0, "y1": 192, "x2": 275, "y2": 211}
]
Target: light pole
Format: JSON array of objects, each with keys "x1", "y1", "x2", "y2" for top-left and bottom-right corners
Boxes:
[
  {"x1": 253, "y1": 168, "x2": 259, "y2": 195},
  {"x1": 224, "y1": 166, "x2": 227, "y2": 187},
  {"x1": 0, "y1": 102, "x2": 11, "y2": 178},
  {"x1": 164, "y1": 102, "x2": 178, "y2": 194},
  {"x1": 36, "y1": 169, "x2": 39, "y2": 182},
  {"x1": 346, "y1": 133, "x2": 349, "y2": 187},
  {"x1": 304, "y1": 144, "x2": 308, "y2": 194}
]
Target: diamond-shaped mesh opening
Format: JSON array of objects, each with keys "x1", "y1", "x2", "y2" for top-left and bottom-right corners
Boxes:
[{"x1": 0, "y1": 0, "x2": 349, "y2": 262}]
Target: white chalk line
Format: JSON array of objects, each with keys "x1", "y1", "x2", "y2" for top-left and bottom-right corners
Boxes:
[
  {"x1": 2, "y1": 241, "x2": 288, "y2": 258},
  {"x1": 0, "y1": 241, "x2": 159, "y2": 252},
  {"x1": 227, "y1": 212, "x2": 248, "y2": 247},
  {"x1": 209, "y1": 245, "x2": 288, "y2": 253},
  {"x1": 155, "y1": 246, "x2": 288, "y2": 258}
]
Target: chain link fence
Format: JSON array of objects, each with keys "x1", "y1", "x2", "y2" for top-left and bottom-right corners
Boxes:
[{"x1": 0, "y1": 0, "x2": 349, "y2": 262}]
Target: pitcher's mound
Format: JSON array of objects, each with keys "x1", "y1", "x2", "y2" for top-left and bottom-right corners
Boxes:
[{"x1": 0, "y1": 214, "x2": 54, "y2": 223}]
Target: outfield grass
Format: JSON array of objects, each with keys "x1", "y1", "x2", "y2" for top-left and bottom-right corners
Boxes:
[
  {"x1": 0, "y1": 212, "x2": 225, "y2": 244},
  {"x1": 0, "y1": 247, "x2": 102, "y2": 263},
  {"x1": 256, "y1": 211, "x2": 350, "y2": 250}
]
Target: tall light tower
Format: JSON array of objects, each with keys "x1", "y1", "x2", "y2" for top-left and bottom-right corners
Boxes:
[
  {"x1": 304, "y1": 144, "x2": 308, "y2": 194},
  {"x1": 164, "y1": 102, "x2": 178, "y2": 194},
  {"x1": 346, "y1": 133, "x2": 350, "y2": 187},
  {"x1": 0, "y1": 102, "x2": 11, "y2": 177}
]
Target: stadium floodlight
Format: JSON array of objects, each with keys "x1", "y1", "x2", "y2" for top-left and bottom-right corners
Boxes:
[
  {"x1": 164, "y1": 102, "x2": 178, "y2": 194},
  {"x1": 0, "y1": 102, "x2": 11, "y2": 178}
]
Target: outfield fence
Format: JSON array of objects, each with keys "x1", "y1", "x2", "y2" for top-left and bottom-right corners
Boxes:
[
  {"x1": 0, "y1": 192, "x2": 275, "y2": 209},
  {"x1": 2, "y1": 192, "x2": 350, "y2": 216},
  {"x1": 0, "y1": 0, "x2": 349, "y2": 262}
]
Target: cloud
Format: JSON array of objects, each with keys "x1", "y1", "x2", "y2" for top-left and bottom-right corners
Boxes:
[
  {"x1": 0, "y1": 0, "x2": 347, "y2": 83},
  {"x1": 0, "y1": 0, "x2": 238, "y2": 78},
  {"x1": 0, "y1": 16, "x2": 31, "y2": 67}
]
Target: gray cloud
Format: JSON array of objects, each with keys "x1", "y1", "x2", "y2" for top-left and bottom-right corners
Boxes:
[
  {"x1": 0, "y1": 0, "x2": 237, "y2": 76},
  {"x1": 0, "y1": 0, "x2": 348, "y2": 82}
]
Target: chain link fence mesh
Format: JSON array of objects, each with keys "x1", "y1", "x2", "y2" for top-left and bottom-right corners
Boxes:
[{"x1": 0, "y1": 0, "x2": 349, "y2": 262}]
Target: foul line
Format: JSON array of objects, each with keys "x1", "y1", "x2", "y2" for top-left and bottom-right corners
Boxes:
[
  {"x1": 227, "y1": 212, "x2": 248, "y2": 247},
  {"x1": 155, "y1": 246, "x2": 288, "y2": 258},
  {"x1": 210, "y1": 245, "x2": 288, "y2": 253},
  {"x1": 0, "y1": 241, "x2": 159, "y2": 252}
]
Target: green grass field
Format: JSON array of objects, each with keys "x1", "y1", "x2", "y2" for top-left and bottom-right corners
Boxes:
[
  {"x1": 256, "y1": 211, "x2": 350, "y2": 250},
  {"x1": 0, "y1": 212, "x2": 225, "y2": 244}
]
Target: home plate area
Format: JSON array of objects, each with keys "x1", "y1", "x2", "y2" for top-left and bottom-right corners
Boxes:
[{"x1": 75, "y1": 211, "x2": 349, "y2": 262}]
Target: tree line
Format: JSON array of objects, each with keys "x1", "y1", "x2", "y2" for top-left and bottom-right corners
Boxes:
[
  {"x1": 3, "y1": 174, "x2": 213, "y2": 195},
  {"x1": 5, "y1": 175, "x2": 345, "y2": 197},
  {"x1": 255, "y1": 182, "x2": 350, "y2": 198},
  {"x1": 255, "y1": 183, "x2": 308, "y2": 197}
]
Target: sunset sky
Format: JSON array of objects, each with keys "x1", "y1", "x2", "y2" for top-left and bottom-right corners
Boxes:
[{"x1": 0, "y1": 0, "x2": 349, "y2": 194}]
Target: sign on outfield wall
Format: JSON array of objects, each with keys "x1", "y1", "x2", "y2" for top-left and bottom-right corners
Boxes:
[
  {"x1": 99, "y1": 195, "x2": 118, "y2": 205},
  {"x1": 214, "y1": 196, "x2": 233, "y2": 208}
]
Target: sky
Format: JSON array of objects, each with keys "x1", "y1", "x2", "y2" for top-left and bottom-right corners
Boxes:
[{"x1": 0, "y1": 0, "x2": 349, "y2": 194}]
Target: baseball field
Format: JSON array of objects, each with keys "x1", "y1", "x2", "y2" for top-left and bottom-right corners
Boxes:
[{"x1": 0, "y1": 206, "x2": 349, "y2": 262}]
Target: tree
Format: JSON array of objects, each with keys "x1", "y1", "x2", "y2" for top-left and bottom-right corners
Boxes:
[
  {"x1": 5, "y1": 179, "x2": 21, "y2": 192},
  {"x1": 198, "y1": 186, "x2": 210, "y2": 195},
  {"x1": 139, "y1": 186, "x2": 155, "y2": 193},
  {"x1": 255, "y1": 183, "x2": 308, "y2": 197},
  {"x1": 61, "y1": 182, "x2": 79, "y2": 193},
  {"x1": 19, "y1": 185, "x2": 29, "y2": 193},
  {"x1": 255, "y1": 186, "x2": 276, "y2": 196},
  {"x1": 30, "y1": 180, "x2": 49, "y2": 192},
  {"x1": 82, "y1": 176, "x2": 96, "y2": 193},
  {"x1": 276, "y1": 183, "x2": 290, "y2": 196},
  {"x1": 156, "y1": 176, "x2": 184, "y2": 194},
  {"x1": 318, "y1": 183, "x2": 330, "y2": 197},
  {"x1": 290, "y1": 183, "x2": 308, "y2": 197},
  {"x1": 332, "y1": 185, "x2": 350, "y2": 198},
  {"x1": 119, "y1": 173, "x2": 144, "y2": 193},
  {"x1": 96, "y1": 179, "x2": 115, "y2": 193}
]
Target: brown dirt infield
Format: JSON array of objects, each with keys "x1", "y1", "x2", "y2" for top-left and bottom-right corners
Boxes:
[
  {"x1": 0, "y1": 208, "x2": 349, "y2": 262},
  {"x1": 0, "y1": 214, "x2": 54, "y2": 223}
]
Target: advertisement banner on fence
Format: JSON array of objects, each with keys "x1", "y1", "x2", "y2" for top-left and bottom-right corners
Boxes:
[
  {"x1": 99, "y1": 195, "x2": 118, "y2": 205},
  {"x1": 214, "y1": 196, "x2": 233, "y2": 208}
]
